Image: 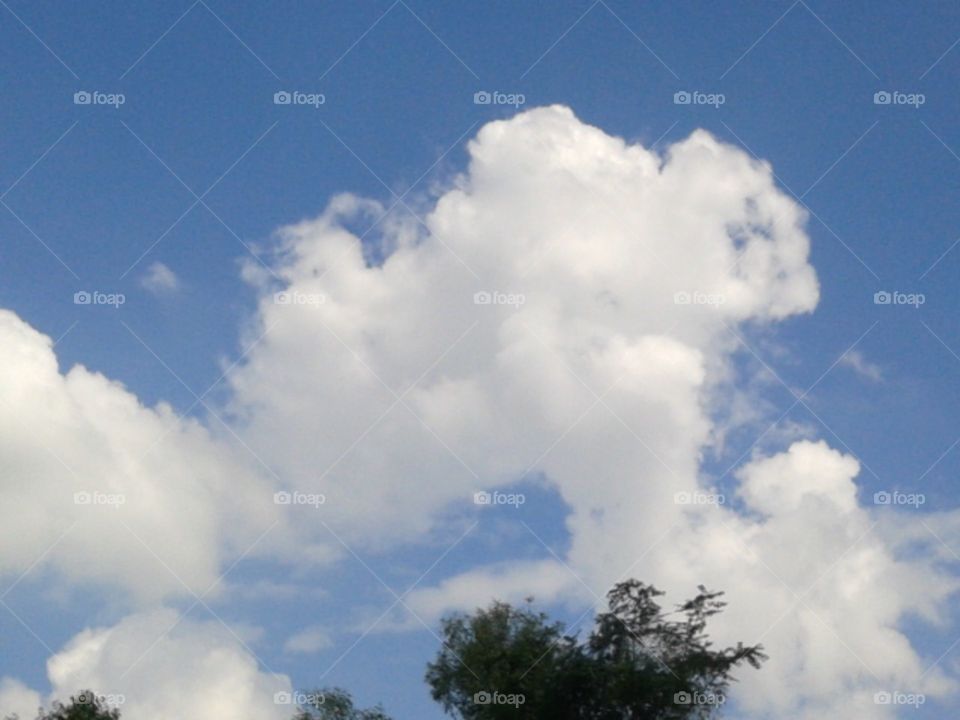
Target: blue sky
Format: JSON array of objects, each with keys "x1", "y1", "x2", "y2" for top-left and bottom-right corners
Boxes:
[{"x1": 2, "y1": 2, "x2": 960, "y2": 719}]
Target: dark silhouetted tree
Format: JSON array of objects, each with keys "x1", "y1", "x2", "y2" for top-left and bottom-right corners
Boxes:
[
  {"x1": 4, "y1": 690, "x2": 120, "y2": 720},
  {"x1": 426, "y1": 580, "x2": 766, "y2": 719},
  {"x1": 292, "y1": 687, "x2": 393, "y2": 720}
]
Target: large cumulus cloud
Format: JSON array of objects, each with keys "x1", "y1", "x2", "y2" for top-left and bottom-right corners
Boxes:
[
  {"x1": 230, "y1": 105, "x2": 818, "y2": 546},
  {"x1": 1, "y1": 105, "x2": 957, "y2": 718},
  {"x1": 0, "y1": 309, "x2": 283, "y2": 601},
  {"x1": 0, "y1": 610, "x2": 291, "y2": 720},
  {"x1": 227, "y1": 106, "x2": 957, "y2": 716}
]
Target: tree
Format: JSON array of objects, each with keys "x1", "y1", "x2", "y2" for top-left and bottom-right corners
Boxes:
[
  {"x1": 425, "y1": 599, "x2": 591, "y2": 719},
  {"x1": 426, "y1": 580, "x2": 766, "y2": 719},
  {"x1": 292, "y1": 687, "x2": 393, "y2": 720},
  {"x1": 3, "y1": 690, "x2": 121, "y2": 720},
  {"x1": 3, "y1": 688, "x2": 394, "y2": 720}
]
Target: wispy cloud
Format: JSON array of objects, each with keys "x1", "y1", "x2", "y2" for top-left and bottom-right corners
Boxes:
[
  {"x1": 840, "y1": 349, "x2": 882, "y2": 382},
  {"x1": 140, "y1": 261, "x2": 180, "y2": 295},
  {"x1": 283, "y1": 625, "x2": 333, "y2": 654}
]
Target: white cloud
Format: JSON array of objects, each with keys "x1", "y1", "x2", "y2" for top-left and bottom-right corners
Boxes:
[
  {"x1": 840, "y1": 349, "x2": 882, "y2": 381},
  {"x1": 736, "y1": 439, "x2": 860, "y2": 514},
  {"x1": 400, "y1": 560, "x2": 580, "y2": 624},
  {"x1": 228, "y1": 106, "x2": 819, "y2": 546},
  {"x1": 283, "y1": 625, "x2": 333, "y2": 654},
  {"x1": 0, "y1": 105, "x2": 957, "y2": 718},
  {"x1": 1, "y1": 610, "x2": 292, "y2": 720},
  {"x1": 223, "y1": 106, "x2": 958, "y2": 716},
  {"x1": 0, "y1": 310, "x2": 290, "y2": 602},
  {"x1": 0, "y1": 678, "x2": 41, "y2": 720},
  {"x1": 139, "y1": 262, "x2": 179, "y2": 295}
]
